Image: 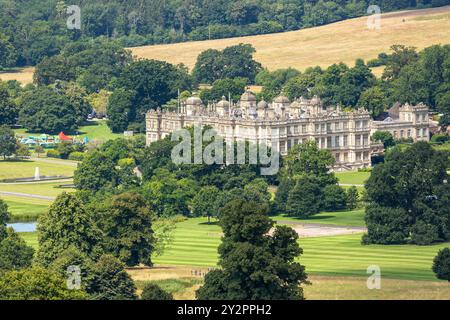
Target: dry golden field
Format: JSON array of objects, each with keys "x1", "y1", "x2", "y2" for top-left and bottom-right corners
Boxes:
[
  {"x1": 128, "y1": 265, "x2": 450, "y2": 300},
  {"x1": 0, "y1": 67, "x2": 34, "y2": 85},
  {"x1": 131, "y1": 6, "x2": 450, "y2": 72}
]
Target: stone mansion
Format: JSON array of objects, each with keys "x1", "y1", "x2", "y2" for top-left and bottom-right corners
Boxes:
[{"x1": 146, "y1": 90, "x2": 430, "y2": 170}]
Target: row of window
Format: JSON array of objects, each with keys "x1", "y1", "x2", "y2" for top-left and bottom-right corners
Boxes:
[{"x1": 333, "y1": 151, "x2": 370, "y2": 163}]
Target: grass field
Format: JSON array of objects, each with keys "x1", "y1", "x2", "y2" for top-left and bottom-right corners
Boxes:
[
  {"x1": 19, "y1": 232, "x2": 39, "y2": 249},
  {"x1": 0, "y1": 182, "x2": 75, "y2": 197},
  {"x1": 76, "y1": 121, "x2": 122, "y2": 142},
  {"x1": 0, "y1": 159, "x2": 76, "y2": 221},
  {"x1": 21, "y1": 215, "x2": 450, "y2": 282},
  {"x1": 274, "y1": 209, "x2": 366, "y2": 227},
  {"x1": 304, "y1": 275, "x2": 450, "y2": 300},
  {"x1": 131, "y1": 6, "x2": 450, "y2": 73},
  {"x1": 0, "y1": 160, "x2": 76, "y2": 180},
  {"x1": 335, "y1": 171, "x2": 370, "y2": 185},
  {"x1": 3, "y1": 197, "x2": 50, "y2": 222},
  {"x1": 14, "y1": 120, "x2": 122, "y2": 143},
  {"x1": 128, "y1": 267, "x2": 450, "y2": 300},
  {"x1": 144, "y1": 218, "x2": 448, "y2": 281}
]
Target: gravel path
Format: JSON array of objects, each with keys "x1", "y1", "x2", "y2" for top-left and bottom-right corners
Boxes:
[
  {"x1": 0, "y1": 191, "x2": 56, "y2": 201},
  {"x1": 278, "y1": 221, "x2": 367, "y2": 238}
]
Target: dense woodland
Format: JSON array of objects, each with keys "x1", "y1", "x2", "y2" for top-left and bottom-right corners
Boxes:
[
  {"x1": 1, "y1": 40, "x2": 449, "y2": 135},
  {"x1": 1, "y1": 0, "x2": 450, "y2": 69}
]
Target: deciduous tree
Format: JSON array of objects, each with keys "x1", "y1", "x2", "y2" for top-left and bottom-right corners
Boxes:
[
  {"x1": 37, "y1": 193, "x2": 103, "y2": 266},
  {"x1": 433, "y1": 248, "x2": 450, "y2": 282},
  {"x1": 196, "y1": 200, "x2": 308, "y2": 300}
]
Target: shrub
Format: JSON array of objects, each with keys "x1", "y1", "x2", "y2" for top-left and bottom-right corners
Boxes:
[
  {"x1": 286, "y1": 175, "x2": 322, "y2": 217},
  {"x1": 141, "y1": 283, "x2": 173, "y2": 300},
  {"x1": 432, "y1": 248, "x2": 450, "y2": 282},
  {"x1": 46, "y1": 149, "x2": 61, "y2": 159},
  {"x1": 430, "y1": 134, "x2": 449, "y2": 144},
  {"x1": 346, "y1": 186, "x2": 359, "y2": 210},
  {"x1": 322, "y1": 185, "x2": 347, "y2": 211},
  {"x1": 117, "y1": 157, "x2": 135, "y2": 168},
  {"x1": 68, "y1": 152, "x2": 86, "y2": 161}
]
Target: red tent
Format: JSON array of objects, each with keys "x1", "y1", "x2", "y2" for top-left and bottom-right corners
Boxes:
[{"x1": 58, "y1": 132, "x2": 72, "y2": 141}]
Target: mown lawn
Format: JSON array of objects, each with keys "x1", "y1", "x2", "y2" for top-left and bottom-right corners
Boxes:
[
  {"x1": 3, "y1": 197, "x2": 50, "y2": 222},
  {"x1": 273, "y1": 209, "x2": 366, "y2": 227},
  {"x1": 20, "y1": 216, "x2": 449, "y2": 281},
  {"x1": 0, "y1": 160, "x2": 76, "y2": 180},
  {"x1": 151, "y1": 218, "x2": 448, "y2": 281},
  {"x1": 335, "y1": 171, "x2": 370, "y2": 185},
  {"x1": 75, "y1": 120, "x2": 123, "y2": 142},
  {"x1": 14, "y1": 120, "x2": 121, "y2": 142},
  {"x1": 0, "y1": 181, "x2": 75, "y2": 197},
  {"x1": 19, "y1": 232, "x2": 39, "y2": 249}
]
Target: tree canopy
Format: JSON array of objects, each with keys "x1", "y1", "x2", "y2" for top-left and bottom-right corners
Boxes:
[
  {"x1": 363, "y1": 142, "x2": 450, "y2": 245},
  {"x1": 37, "y1": 193, "x2": 103, "y2": 267},
  {"x1": 193, "y1": 44, "x2": 262, "y2": 84},
  {"x1": 196, "y1": 199, "x2": 308, "y2": 300}
]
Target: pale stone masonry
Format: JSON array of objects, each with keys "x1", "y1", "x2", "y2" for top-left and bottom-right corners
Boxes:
[
  {"x1": 146, "y1": 90, "x2": 429, "y2": 170},
  {"x1": 371, "y1": 103, "x2": 430, "y2": 142}
]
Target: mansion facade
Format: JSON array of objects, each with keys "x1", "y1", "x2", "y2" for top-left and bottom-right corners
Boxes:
[{"x1": 146, "y1": 90, "x2": 430, "y2": 170}]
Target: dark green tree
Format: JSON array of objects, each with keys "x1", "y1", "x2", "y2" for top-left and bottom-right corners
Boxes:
[
  {"x1": 196, "y1": 200, "x2": 308, "y2": 300},
  {"x1": 362, "y1": 205, "x2": 410, "y2": 245},
  {"x1": 192, "y1": 49, "x2": 223, "y2": 84},
  {"x1": 0, "y1": 198, "x2": 9, "y2": 239},
  {"x1": 191, "y1": 186, "x2": 220, "y2": 218},
  {"x1": 19, "y1": 86, "x2": 78, "y2": 134},
  {"x1": 273, "y1": 177, "x2": 294, "y2": 213},
  {"x1": 364, "y1": 142, "x2": 450, "y2": 245},
  {"x1": 283, "y1": 140, "x2": 337, "y2": 187},
  {"x1": 37, "y1": 193, "x2": 103, "y2": 267},
  {"x1": 88, "y1": 254, "x2": 137, "y2": 300},
  {"x1": 286, "y1": 175, "x2": 322, "y2": 217},
  {"x1": 256, "y1": 68, "x2": 301, "y2": 101},
  {"x1": 0, "y1": 33, "x2": 17, "y2": 69},
  {"x1": 432, "y1": 248, "x2": 450, "y2": 282},
  {"x1": 382, "y1": 45, "x2": 419, "y2": 81},
  {"x1": 33, "y1": 55, "x2": 75, "y2": 85},
  {"x1": 200, "y1": 77, "x2": 248, "y2": 102},
  {"x1": 106, "y1": 88, "x2": 136, "y2": 133},
  {"x1": 74, "y1": 151, "x2": 118, "y2": 192},
  {"x1": 346, "y1": 186, "x2": 359, "y2": 210},
  {"x1": 108, "y1": 59, "x2": 192, "y2": 131},
  {"x1": 0, "y1": 84, "x2": 18, "y2": 125},
  {"x1": 357, "y1": 86, "x2": 388, "y2": 118},
  {"x1": 193, "y1": 44, "x2": 261, "y2": 84},
  {"x1": 322, "y1": 184, "x2": 347, "y2": 211},
  {"x1": 0, "y1": 125, "x2": 18, "y2": 159},
  {"x1": 372, "y1": 131, "x2": 395, "y2": 149},
  {"x1": 49, "y1": 246, "x2": 94, "y2": 293},
  {"x1": 0, "y1": 267, "x2": 87, "y2": 300},
  {"x1": 96, "y1": 192, "x2": 155, "y2": 267},
  {"x1": 0, "y1": 228, "x2": 34, "y2": 271},
  {"x1": 141, "y1": 283, "x2": 173, "y2": 300},
  {"x1": 142, "y1": 168, "x2": 199, "y2": 217}
]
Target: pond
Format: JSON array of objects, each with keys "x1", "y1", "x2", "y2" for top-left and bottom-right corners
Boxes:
[{"x1": 7, "y1": 222, "x2": 37, "y2": 233}]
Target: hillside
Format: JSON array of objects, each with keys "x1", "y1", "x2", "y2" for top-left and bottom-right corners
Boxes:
[
  {"x1": 131, "y1": 6, "x2": 450, "y2": 74},
  {"x1": 2, "y1": 6, "x2": 450, "y2": 85}
]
